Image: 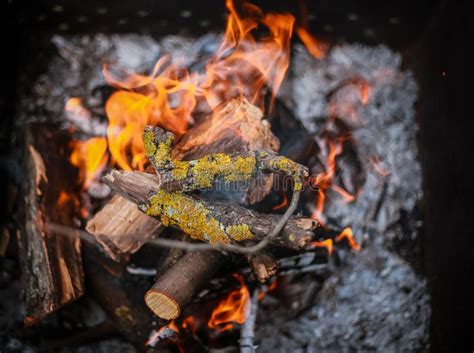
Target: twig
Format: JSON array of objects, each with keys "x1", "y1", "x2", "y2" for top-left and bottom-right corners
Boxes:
[{"x1": 240, "y1": 287, "x2": 260, "y2": 353}]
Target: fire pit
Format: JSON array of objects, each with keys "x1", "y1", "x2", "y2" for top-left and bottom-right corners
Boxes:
[{"x1": 1, "y1": 1, "x2": 473, "y2": 352}]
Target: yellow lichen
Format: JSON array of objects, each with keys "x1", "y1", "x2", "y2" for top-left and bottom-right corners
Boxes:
[
  {"x1": 171, "y1": 160, "x2": 189, "y2": 180},
  {"x1": 294, "y1": 180, "x2": 303, "y2": 191},
  {"x1": 223, "y1": 155, "x2": 257, "y2": 183},
  {"x1": 225, "y1": 224, "x2": 254, "y2": 241},
  {"x1": 153, "y1": 140, "x2": 173, "y2": 169},
  {"x1": 191, "y1": 153, "x2": 257, "y2": 189},
  {"x1": 143, "y1": 128, "x2": 173, "y2": 169},
  {"x1": 142, "y1": 129, "x2": 157, "y2": 158},
  {"x1": 144, "y1": 190, "x2": 257, "y2": 244},
  {"x1": 266, "y1": 155, "x2": 300, "y2": 175}
]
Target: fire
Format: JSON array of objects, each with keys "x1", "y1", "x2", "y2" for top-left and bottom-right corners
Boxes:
[
  {"x1": 335, "y1": 227, "x2": 361, "y2": 252},
  {"x1": 69, "y1": 137, "x2": 108, "y2": 189},
  {"x1": 296, "y1": 0, "x2": 326, "y2": 59},
  {"x1": 208, "y1": 274, "x2": 250, "y2": 332},
  {"x1": 182, "y1": 316, "x2": 198, "y2": 335},
  {"x1": 258, "y1": 278, "x2": 279, "y2": 301},
  {"x1": 297, "y1": 27, "x2": 326, "y2": 59},
  {"x1": 68, "y1": 0, "x2": 295, "y2": 189},
  {"x1": 66, "y1": 97, "x2": 81, "y2": 109},
  {"x1": 310, "y1": 139, "x2": 355, "y2": 223},
  {"x1": 309, "y1": 227, "x2": 360, "y2": 255},
  {"x1": 309, "y1": 239, "x2": 334, "y2": 255}
]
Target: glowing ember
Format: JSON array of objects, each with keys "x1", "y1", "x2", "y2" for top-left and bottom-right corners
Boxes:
[
  {"x1": 358, "y1": 81, "x2": 372, "y2": 105},
  {"x1": 370, "y1": 155, "x2": 390, "y2": 177},
  {"x1": 272, "y1": 192, "x2": 289, "y2": 210},
  {"x1": 182, "y1": 316, "x2": 198, "y2": 335},
  {"x1": 146, "y1": 320, "x2": 180, "y2": 346},
  {"x1": 208, "y1": 274, "x2": 250, "y2": 332},
  {"x1": 56, "y1": 190, "x2": 72, "y2": 208},
  {"x1": 68, "y1": 0, "x2": 295, "y2": 189},
  {"x1": 335, "y1": 227, "x2": 361, "y2": 252}
]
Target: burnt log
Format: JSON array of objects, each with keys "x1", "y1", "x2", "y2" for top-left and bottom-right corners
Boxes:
[
  {"x1": 83, "y1": 243, "x2": 169, "y2": 352},
  {"x1": 17, "y1": 124, "x2": 84, "y2": 325}
]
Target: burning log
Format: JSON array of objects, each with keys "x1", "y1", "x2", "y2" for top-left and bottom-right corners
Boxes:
[
  {"x1": 86, "y1": 96, "x2": 279, "y2": 260},
  {"x1": 17, "y1": 124, "x2": 84, "y2": 325},
  {"x1": 145, "y1": 250, "x2": 225, "y2": 320},
  {"x1": 103, "y1": 170, "x2": 316, "y2": 250}
]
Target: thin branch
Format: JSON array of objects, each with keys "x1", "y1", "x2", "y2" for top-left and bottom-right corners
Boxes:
[{"x1": 240, "y1": 287, "x2": 260, "y2": 353}]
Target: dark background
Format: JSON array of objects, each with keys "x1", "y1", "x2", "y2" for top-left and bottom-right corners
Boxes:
[{"x1": 1, "y1": 1, "x2": 473, "y2": 352}]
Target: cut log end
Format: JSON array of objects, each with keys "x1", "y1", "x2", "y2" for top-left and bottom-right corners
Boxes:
[{"x1": 144, "y1": 290, "x2": 181, "y2": 320}]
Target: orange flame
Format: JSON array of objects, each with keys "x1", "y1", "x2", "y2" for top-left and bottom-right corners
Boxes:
[
  {"x1": 69, "y1": 137, "x2": 108, "y2": 189},
  {"x1": 311, "y1": 139, "x2": 355, "y2": 223},
  {"x1": 296, "y1": 0, "x2": 326, "y2": 59},
  {"x1": 258, "y1": 278, "x2": 279, "y2": 301},
  {"x1": 69, "y1": 0, "x2": 295, "y2": 188},
  {"x1": 309, "y1": 238, "x2": 334, "y2": 255},
  {"x1": 65, "y1": 97, "x2": 83, "y2": 113},
  {"x1": 297, "y1": 27, "x2": 326, "y2": 59},
  {"x1": 182, "y1": 316, "x2": 198, "y2": 335},
  {"x1": 335, "y1": 227, "x2": 361, "y2": 251},
  {"x1": 208, "y1": 274, "x2": 250, "y2": 332}
]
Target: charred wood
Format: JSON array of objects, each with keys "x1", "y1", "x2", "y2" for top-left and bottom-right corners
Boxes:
[{"x1": 17, "y1": 124, "x2": 84, "y2": 325}]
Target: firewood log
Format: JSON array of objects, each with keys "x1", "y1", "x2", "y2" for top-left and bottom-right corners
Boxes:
[
  {"x1": 18, "y1": 124, "x2": 84, "y2": 325},
  {"x1": 145, "y1": 250, "x2": 225, "y2": 320},
  {"x1": 103, "y1": 170, "x2": 317, "y2": 250},
  {"x1": 86, "y1": 96, "x2": 279, "y2": 260},
  {"x1": 142, "y1": 125, "x2": 307, "y2": 194}
]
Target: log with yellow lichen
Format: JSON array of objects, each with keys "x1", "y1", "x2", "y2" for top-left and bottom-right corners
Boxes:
[
  {"x1": 101, "y1": 125, "x2": 314, "y2": 250},
  {"x1": 103, "y1": 170, "x2": 318, "y2": 250},
  {"x1": 142, "y1": 126, "x2": 308, "y2": 193}
]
